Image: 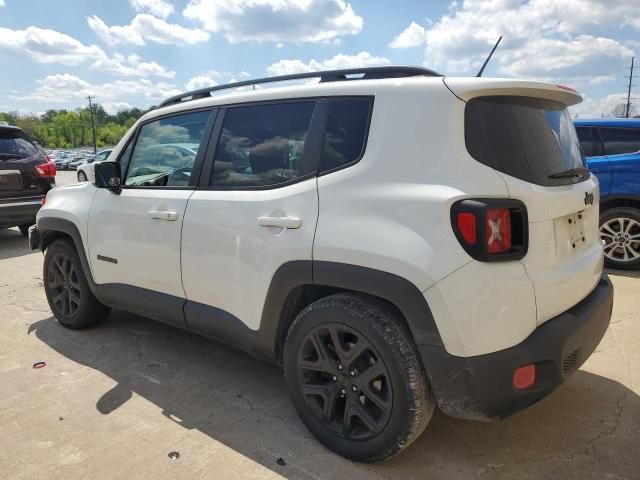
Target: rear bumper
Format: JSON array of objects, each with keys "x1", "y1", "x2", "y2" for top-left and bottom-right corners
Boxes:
[
  {"x1": 0, "y1": 199, "x2": 41, "y2": 228},
  {"x1": 420, "y1": 275, "x2": 614, "y2": 421}
]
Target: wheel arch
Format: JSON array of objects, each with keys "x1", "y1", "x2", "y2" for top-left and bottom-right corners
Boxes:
[
  {"x1": 38, "y1": 217, "x2": 102, "y2": 302},
  {"x1": 261, "y1": 261, "x2": 444, "y2": 365},
  {"x1": 600, "y1": 194, "x2": 640, "y2": 212}
]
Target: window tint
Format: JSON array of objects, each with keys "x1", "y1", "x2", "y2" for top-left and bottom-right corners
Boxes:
[
  {"x1": 0, "y1": 135, "x2": 39, "y2": 160},
  {"x1": 575, "y1": 127, "x2": 594, "y2": 157},
  {"x1": 124, "y1": 111, "x2": 210, "y2": 187},
  {"x1": 600, "y1": 128, "x2": 640, "y2": 156},
  {"x1": 465, "y1": 96, "x2": 585, "y2": 187},
  {"x1": 321, "y1": 98, "x2": 372, "y2": 171},
  {"x1": 212, "y1": 102, "x2": 315, "y2": 187}
]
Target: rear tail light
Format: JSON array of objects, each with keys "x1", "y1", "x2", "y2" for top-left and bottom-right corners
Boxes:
[
  {"x1": 451, "y1": 199, "x2": 528, "y2": 261},
  {"x1": 35, "y1": 157, "x2": 57, "y2": 177}
]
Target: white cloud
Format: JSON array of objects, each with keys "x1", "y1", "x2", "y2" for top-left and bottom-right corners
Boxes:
[
  {"x1": 571, "y1": 92, "x2": 632, "y2": 118},
  {"x1": 390, "y1": 0, "x2": 638, "y2": 81},
  {"x1": 0, "y1": 26, "x2": 105, "y2": 65},
  {"x1": 182, "y1": 0, "x2": 363, "y2": 43},
  {"x1": 267, "y1": 52, "x2": 390, "y2": 76},
  {"x1": 17, "y1": 74, "x2": 181, "y2": 105},
  {"x1": 87, "y1": 13, "x2": 209, "y2": 46},
  {"x1": 389, "y1": 22, "x2": 426, "y2": 49},
  {"x1": 91, "y1": 53, "x2": 175, "y2": 78},
  {"x1": 0, "y1": 1, "x2": 5, "y2": 7},
  {"x1": 185, "y1": 73, "x2": 220, "y2": 90},
  {"x1": 0, "y1": 25, "x2": 174, "y2": 79},
  {"x1": 103, "y1": 101, "x2": 134, "y2": 114},
  {"x1": 131, "y1": 0, "x2": 174, "y2": 19}
]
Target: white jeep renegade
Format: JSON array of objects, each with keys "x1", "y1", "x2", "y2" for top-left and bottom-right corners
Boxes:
[{"x1": 30, "y1": 66, "x2": 614, "y2": 462}]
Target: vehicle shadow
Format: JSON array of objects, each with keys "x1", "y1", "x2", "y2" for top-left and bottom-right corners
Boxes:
[
  {"x1": 28, "y1": 312, "x2": 639, "y2": 480},
  {"x1": 0, "y1": 227, "x2": 32, "y2": 260},
  {"x1": 605, "y1": 267, "x2": 640, "y2": 279}
]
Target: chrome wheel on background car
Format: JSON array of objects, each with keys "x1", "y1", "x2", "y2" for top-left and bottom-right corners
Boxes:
[
  {"x1": 297, "y1": 323, "x2": 393, "y2": 441},
  {"x1": 599, "y1": 207, "x2": 640, "y2": 270}
]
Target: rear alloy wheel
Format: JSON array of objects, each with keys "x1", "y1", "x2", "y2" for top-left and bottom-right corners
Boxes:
[
  {"x1": 284, "y1": 294, "x2": 435, "y2": 462},
  {"x1": 44, "y1": 239, "x2": 110, "y2": 329},
  {"x1": 77, "y1": 171, "x2": 87, "y2": 182},
  {"x1": 600, "y1": 207, "x2": 640, "y2": 270}
]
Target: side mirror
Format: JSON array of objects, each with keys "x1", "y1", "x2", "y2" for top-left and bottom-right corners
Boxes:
[{"x1": 94, "y1": 161, "x2": 122, "y2": 194}]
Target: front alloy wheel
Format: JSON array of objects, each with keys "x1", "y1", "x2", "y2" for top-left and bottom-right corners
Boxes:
[{"x1": 47, "y1": 252, "x2": 82, "y2": 317}]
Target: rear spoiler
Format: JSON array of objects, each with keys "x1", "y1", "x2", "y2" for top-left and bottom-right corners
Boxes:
[{"x1": 443, "y1": 77, "x2": 583, "y2": 107}]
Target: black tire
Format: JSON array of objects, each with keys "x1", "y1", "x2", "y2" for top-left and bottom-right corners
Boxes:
[
  {"x1": 283, "y1": 293, "x2": 435, "y2": 462},
  {"x1": 78, "y1": 171, "x2": 87, "y2": 182},
  {"x1": 18, "y1": 223, "x2": 33, "y2": 237},
  {"x1": 600, "y1": 207, "x2": 640, "y2": 270},
  {"x1": 43, "y1": 239, "x2": 110, "y2": 329}
]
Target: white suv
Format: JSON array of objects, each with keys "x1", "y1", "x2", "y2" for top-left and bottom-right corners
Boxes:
[{"x1": 30, "y1": 67, "x2": 613, "y2": 462}]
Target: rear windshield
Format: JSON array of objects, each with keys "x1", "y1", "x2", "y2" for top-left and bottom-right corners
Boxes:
[
  {"x1": 465, "y1": 96, "x2": 586, "y2": 186},
  {"x1": 0, "y1": 134, "x2": 40, "y2": 160}
]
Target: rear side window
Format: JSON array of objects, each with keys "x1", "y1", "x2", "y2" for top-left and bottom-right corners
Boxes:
[
  {"x1": 576, "y1": 127, "x2": 594, "y2": 157},
  {"x1": 600, "y1": 128, "x2": 640, "y2": 156},
  {"x1": 321, "y1": 97, "x2": 372, "y2": 172},
  {"x1": 0, "y1": 135, "x2": 39, "y2": 160},
  {"x1": 212, "y1": 102, "x2": 316, "y2": 188},
  {"x1": 465, "y1": 96, "x2": 585, "y2": 186}
]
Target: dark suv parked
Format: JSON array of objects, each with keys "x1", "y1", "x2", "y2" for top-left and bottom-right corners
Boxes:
[{"x1": 0, "y1": 125, "x2": 56, "y2": 236}]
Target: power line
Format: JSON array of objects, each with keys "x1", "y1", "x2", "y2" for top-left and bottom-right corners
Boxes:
[{"x1": 624, "y1": 57, "x2": 635, "y2": 118}]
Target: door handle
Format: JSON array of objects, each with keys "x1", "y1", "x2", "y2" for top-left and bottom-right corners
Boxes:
[
  {"x1": 148, "y1": 210, "x2": 178, "y2": 221},
  {"x1": 257, "y1": 216, "x2": 301, "y2": 229}
]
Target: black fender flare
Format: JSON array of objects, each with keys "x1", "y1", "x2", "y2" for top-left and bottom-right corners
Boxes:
[
  {"x1": 38, "y1": 217, "x2": 103, "y2": 302},
  {"x1": 252, "y1": 261, "x2": 444, "y2": 362}
]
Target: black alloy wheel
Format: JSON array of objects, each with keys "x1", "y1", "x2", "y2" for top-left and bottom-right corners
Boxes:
[
  {"x1": 47, "y1": 252, "x2": 82, "y2": 317},
  {"x1": 297, "y1": 323, "x2": 393, "y2": 441}
]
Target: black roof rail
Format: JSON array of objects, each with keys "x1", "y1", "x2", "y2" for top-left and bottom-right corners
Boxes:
[{"x1": 159, "y1": 65, "x2": 441, "y2": 107}]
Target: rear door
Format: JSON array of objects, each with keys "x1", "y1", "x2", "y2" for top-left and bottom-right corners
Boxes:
[
  {"x1": 576, "y1": 126, "x2": 612, "y2": 196},
  {"x1": 599, "y1": 126, "x2": 640, "y2": 196},
  {"x1": 181, "y1": 100, "x2": 325, "y2": 334},
  {"x1": 87, "y1": 109, "x2": 215, "y2": 326},
  {"x1": 458, "y1": 89, "x2": 602, "y2": 325}
]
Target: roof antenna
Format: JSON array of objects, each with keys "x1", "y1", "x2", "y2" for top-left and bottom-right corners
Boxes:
[{"x1": 476, "y1": 36, "x2": 502, "y2": 77}]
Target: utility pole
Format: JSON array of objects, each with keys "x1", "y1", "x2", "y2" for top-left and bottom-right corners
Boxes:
[
  {"x1": 624, "y1": 57, "x2": 635, "y2": 118},
  {"x1": 86, "y1": 95, "x2": 97, "y2": 154}
]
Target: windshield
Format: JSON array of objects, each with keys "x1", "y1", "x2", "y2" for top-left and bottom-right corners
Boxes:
[
  {"x1": 0, "y1": 135, "x2": 40, "y2": 160},
  {"x1": 465, "y1": 96, "x2": 586, "y2": 186}
]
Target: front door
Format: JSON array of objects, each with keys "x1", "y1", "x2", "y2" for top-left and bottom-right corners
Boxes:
[
  {"x1": 181, "y1": 100, "x2": 325, "y2": 333},
  {"x1": 87, "y1": 109, "x2": 215, "y2": 325}
]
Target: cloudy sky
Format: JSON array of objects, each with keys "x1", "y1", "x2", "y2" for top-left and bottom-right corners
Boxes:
[{"x1": 0, "y1": 0, "x2": 637, "y2": 116}]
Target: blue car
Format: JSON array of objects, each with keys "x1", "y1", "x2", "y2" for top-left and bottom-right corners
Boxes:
[{"x1": 575, "y1": 118, "x2": 640, "y2": 269}]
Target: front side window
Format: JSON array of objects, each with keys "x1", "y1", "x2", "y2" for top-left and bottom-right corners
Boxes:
[
  {"x1": 600, "y1": 127, "x2": 640, "y2": 156},
  {"x1": 212, "y1": 102, "x2": 315, "y2": 188},
  {"x1": 124, "y1": 110, "x2": 210, "y2": 187},
  {"x1": 321, "y1": 97, "x2": 372, "y2": 172}
]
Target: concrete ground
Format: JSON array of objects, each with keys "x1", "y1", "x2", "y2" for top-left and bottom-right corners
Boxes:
[{"x1": 0, "y1": 171, "x2": 638, "y2": 479}]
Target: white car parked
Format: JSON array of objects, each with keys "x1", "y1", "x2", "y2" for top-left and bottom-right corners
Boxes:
[
  {"x1": 76, "y1": 149, "x2": 112, "y2": 182},
  {"x1": 30, "y1": 67, "x2": 613, "y2": 462}
]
